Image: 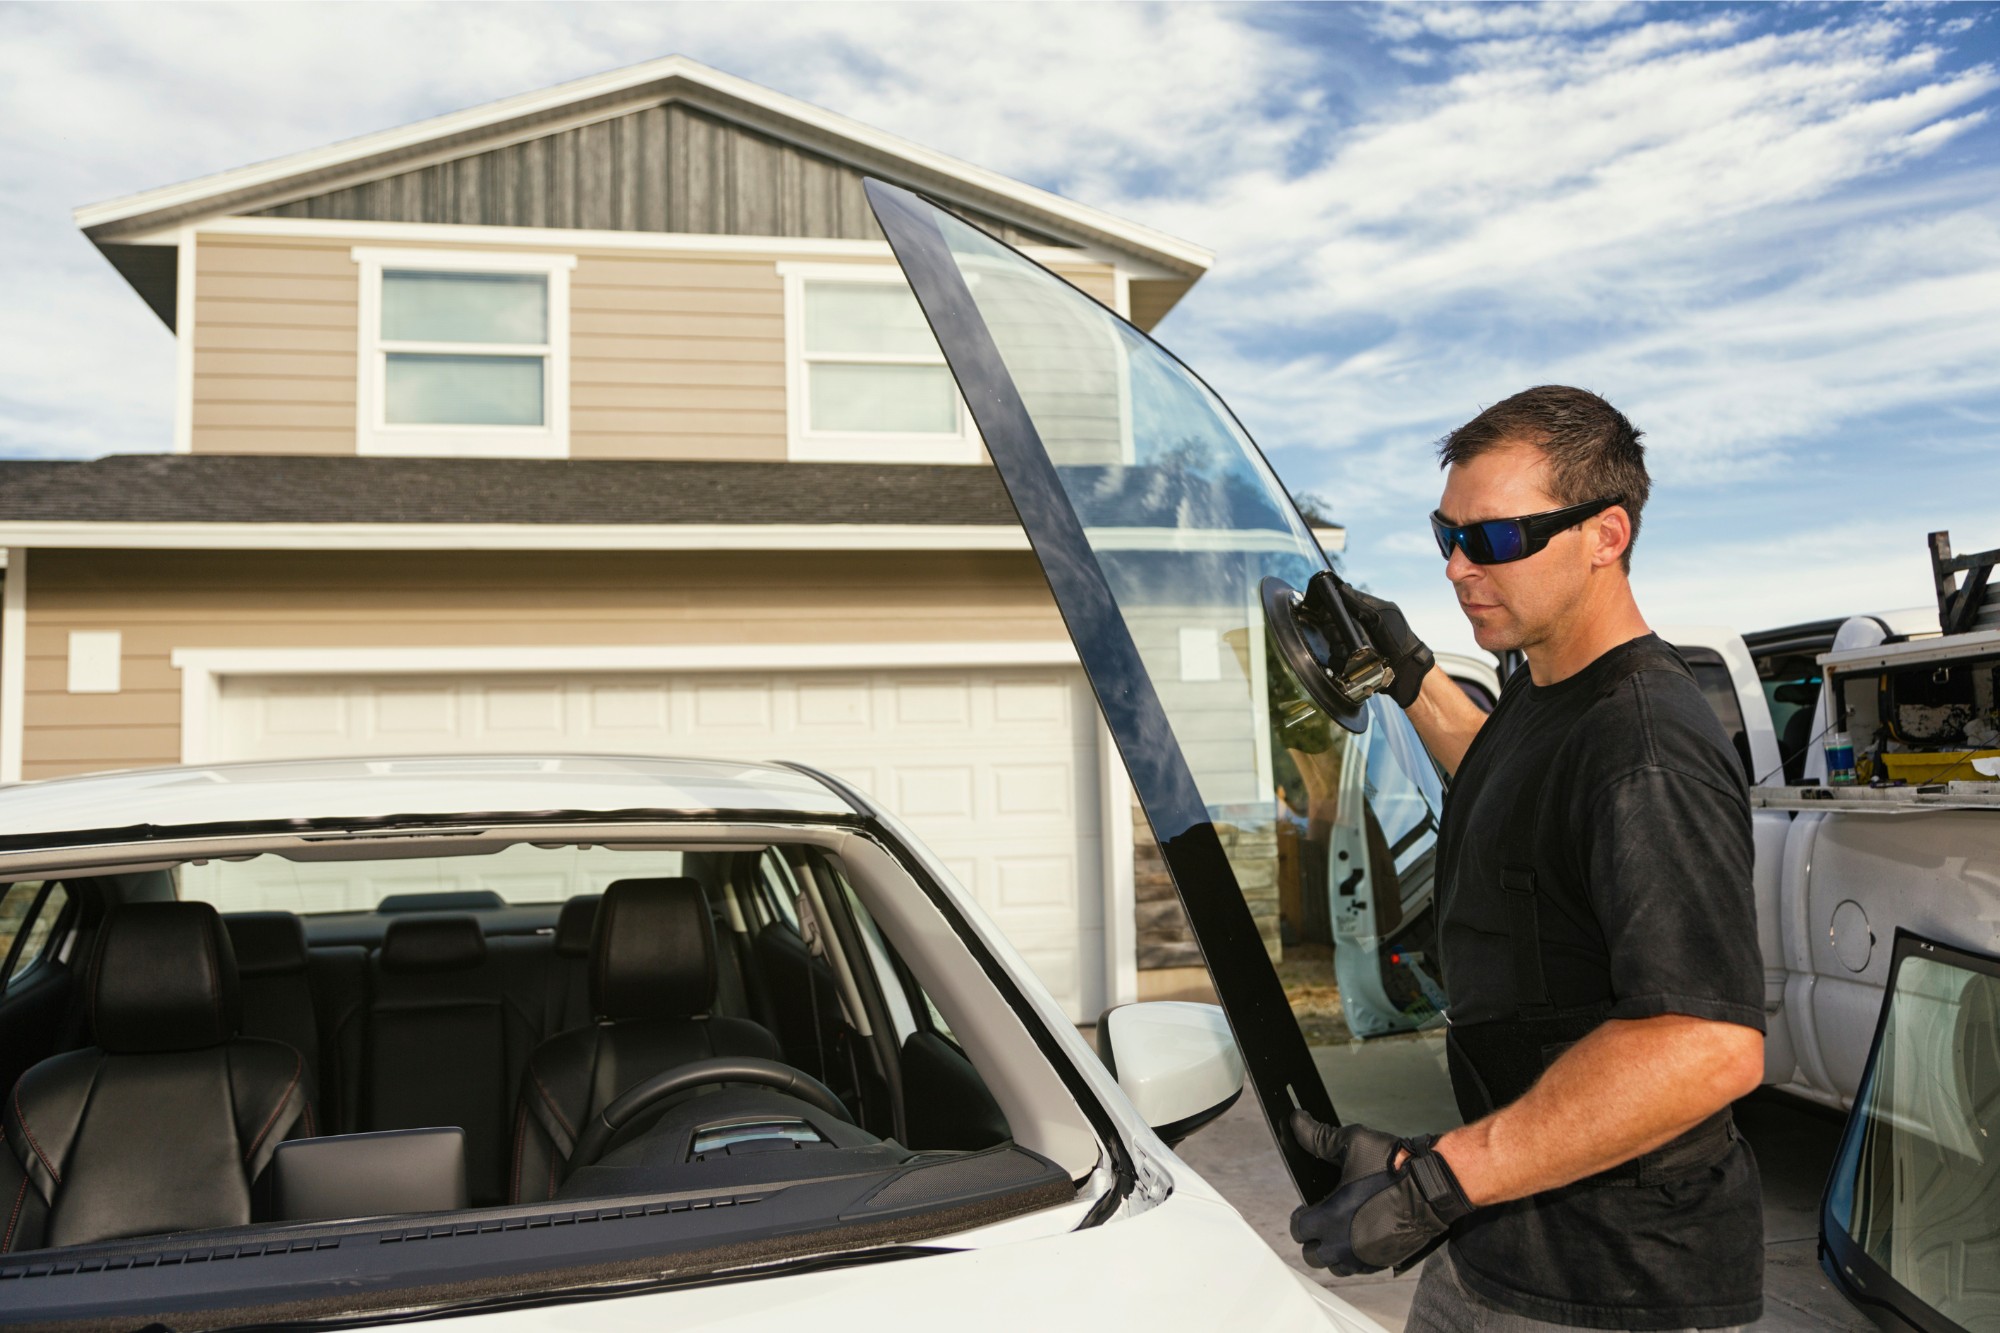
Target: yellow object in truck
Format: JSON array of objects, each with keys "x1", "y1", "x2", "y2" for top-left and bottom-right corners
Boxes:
[{"x1": 1877, "y1": 749, "x2": 2000, "y2": 783}]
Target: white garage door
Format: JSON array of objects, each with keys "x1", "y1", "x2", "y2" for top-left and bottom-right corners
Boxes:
[{"x1": 212, "y1": 667, "x2": 1105, "y2": 1019}]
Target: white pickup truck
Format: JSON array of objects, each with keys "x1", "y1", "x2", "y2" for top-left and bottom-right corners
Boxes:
[{"x1": 1665, "y1": 603, "x2": 2000, "y2": 1111}]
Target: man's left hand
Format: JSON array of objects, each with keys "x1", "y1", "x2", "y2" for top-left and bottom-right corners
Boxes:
[{"x1": 1288, "y1": 1120, "x2": 1476, "y2": 1276}]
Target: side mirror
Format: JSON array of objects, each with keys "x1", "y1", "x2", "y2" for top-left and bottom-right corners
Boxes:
[{"x1": 1096, "y1": 1001, "x2": 1245, "y2": 1147}]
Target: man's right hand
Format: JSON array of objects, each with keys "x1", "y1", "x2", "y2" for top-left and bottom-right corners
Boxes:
[{"x1": 1339, "y1": 586, "x2": 1434, "y2": 710}]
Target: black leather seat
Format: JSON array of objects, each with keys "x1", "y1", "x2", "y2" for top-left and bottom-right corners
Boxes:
[
  {"x1": 536, "y1": 895, "x2": 598, "y2": 1038},
  {"x1": 511, "y1": 878, "x2": 780, "y2": 1203},
  {"x1": 363, "y1": 916, "x2": 539, "y2": 1207},
  {"x1": 0, "y1": 902, "x2": 313, "y2": 1252},
  {"x1": 226, "y1": 912, "x2": 323, "y2": 1120}
]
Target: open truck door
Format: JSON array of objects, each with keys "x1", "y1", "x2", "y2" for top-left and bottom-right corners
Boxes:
[
  {"x1": 1821, "y1": 931, "x2": 2000, "y2": 1332},
  {"x1": 865, "y1": 179, "x2": 1448, "y2": 1201}
]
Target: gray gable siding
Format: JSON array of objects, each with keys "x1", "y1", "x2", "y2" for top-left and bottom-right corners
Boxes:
[{"x1": 254, "y1": 102, "x2": 1070, "y2": 248}]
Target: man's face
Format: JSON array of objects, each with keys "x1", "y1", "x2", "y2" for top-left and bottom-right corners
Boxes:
[{"x1": 1436, "y1": 442, "x2": 1605, "y2": 653}]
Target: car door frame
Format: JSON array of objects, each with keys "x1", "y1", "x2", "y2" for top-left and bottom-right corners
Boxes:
[{"x1": 866, "y1": 177, "x2": 1344, "y2": 1201}]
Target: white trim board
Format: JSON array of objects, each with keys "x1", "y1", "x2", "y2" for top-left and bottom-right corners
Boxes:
[
  {"x1": 0, "y1": 550, "x2": 24, "y2": 783},
  {"x1": 172, "y1": 227, "x2": 196, "y2": 453},
  {"x1": 0, "y1": 522, "x2": 1031, "y2": 553},
  {"x1": 74, "y1": 56, "x2": 1212, "y2": 279},
  {"x1": 170, "y1": 216, "x2": 1129, "y2": 275}
]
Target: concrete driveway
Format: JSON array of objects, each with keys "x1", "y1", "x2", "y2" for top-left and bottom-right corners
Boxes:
[{"x1": 1173, "y1": 1034, "x2": 1869, "y2": 1332}]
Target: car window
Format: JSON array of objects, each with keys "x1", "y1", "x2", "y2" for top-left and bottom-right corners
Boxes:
[
  {"x1": 755, "y1": 850, "x2": 803, "y2": 934},
  {"x1": 834, "y1": 877, "x2": 920, "y2": 1043},
  {"x1": 1823, "y1": 934, "x2": 2000, "y2": 1333},
  {"x1": 179, "y1": 845, "x2": 684, "y2": 913},
  {"x1": 1, "y1": 881, "x2": 69, "y2": 988},
  {"x1": 1677, "y1": 646, "x2": 1755, "y2": 785}
]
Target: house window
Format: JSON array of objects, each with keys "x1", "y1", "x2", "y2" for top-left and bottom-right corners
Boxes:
[
  {"x1": 780, "y1": 263, "x2": 980, "y2": 463},
  {"x1": 352, "y1": 248, "x2": 575, "y2": 457}
]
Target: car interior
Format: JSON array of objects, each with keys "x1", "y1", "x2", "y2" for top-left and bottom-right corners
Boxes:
[{"x1": 0, "y1": 837, "x2": 1071, "y2": 1292}]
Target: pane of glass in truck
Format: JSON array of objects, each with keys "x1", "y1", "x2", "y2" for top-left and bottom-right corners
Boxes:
[
  {"x1": 1822, "y1": 932, "x2": 2000, "y2": 1332},
  {"x1": 867, "y1": 179, "x2": 1454, "y2": 1199}
]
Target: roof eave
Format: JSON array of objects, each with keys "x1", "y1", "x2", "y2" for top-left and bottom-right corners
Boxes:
[
  {"x1": 73, "y1": 55, "x2": 1214, "y2": 279},
  {"x1": 0, "y1": 520, "x2": 1034, "y2": 553}
]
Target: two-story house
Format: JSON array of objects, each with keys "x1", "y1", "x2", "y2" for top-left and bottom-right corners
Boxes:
[{"x1": 0, "y1": 57, "x2": 1323, "y2": 1022}]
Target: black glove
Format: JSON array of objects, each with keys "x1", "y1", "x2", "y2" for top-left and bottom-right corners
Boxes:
[
  {"x1": 1288, "y1": 1113, "x2": 1474, "y2": 1276},
  {"x1": 1339, "y1": 586, "x2": 1434, "y2": 711},
  {"x1": 1288, "y1": 1109, "x2": 1404, "y2": 1182}
]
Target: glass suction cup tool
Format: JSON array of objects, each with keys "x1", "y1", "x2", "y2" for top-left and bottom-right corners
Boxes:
[{"x1": 1260, "y1": 571, "x2": 1392, "y2": 736}]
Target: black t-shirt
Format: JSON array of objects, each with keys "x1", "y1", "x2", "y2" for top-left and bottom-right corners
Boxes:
[{"x1": 1435, "y1": 634, "x2": 1766, "y2": 1329}]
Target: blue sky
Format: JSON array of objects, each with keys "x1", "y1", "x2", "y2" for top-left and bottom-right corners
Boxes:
[{"x1": 3, "y1": 1, "x2": 1997, "y2": 654}]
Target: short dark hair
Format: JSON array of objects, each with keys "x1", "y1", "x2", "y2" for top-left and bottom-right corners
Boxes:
[{"x1": 1437, "y1": 385, "x2": 1649, "y2": 570}]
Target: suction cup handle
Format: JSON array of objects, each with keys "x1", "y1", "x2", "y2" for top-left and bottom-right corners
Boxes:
[{"x1": 1306, "y1": 570, "x2": 1374, "y2": 662}]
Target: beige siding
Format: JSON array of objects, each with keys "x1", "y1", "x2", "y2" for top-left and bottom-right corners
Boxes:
[
  {"x1": 191, "y1": 234, "x2": 358, "y2": 455},
  {"x1": 570, "y1": 249, "x2": 787, "y2": 459},
  {"x1": 20, "y1": 549, "x2": 1065, "y2": 779},
  {"x1": 188, "y1": 228, "x2": 1118, "y2": 460}
]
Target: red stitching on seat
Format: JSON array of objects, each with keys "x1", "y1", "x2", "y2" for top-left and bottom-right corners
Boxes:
[
  {"x1": 530, "y1": 1061, "x2": 575, "y2": 1138},
  {"x1": 510, "y1": 1103, "x2": 527, "y2": 1204},
  {"x1": 13, "y1": 1086, "x2": 58, "y2": 1185},
  {"x1": 243, "y1": 1050, "x2": 303, "y2": 1164},
  {"x1": 2, "y1": 1173, "x2": 28, "y2": 1253}
]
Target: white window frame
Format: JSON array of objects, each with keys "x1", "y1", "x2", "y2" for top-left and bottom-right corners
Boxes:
[
  {"x1": 351, "y1": 247, "x2": 576, "y2": 458},
  {"x1": 778, "y1": 262, "x2": 982, "y2": 464}
]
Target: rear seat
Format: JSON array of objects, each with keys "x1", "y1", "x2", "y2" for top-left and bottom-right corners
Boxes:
[
  {"x1": 224, "y1": 912, "x2": 371, "y2": 1136},
  {"x1": 220, "y1": 881, "x2": 762, "y2": 1207},
  {"x1": 533, "y1": 895, "x2": 597, "y2": 1038},
  {"x1": 224, "y1": 913, "x2": 323, "y2": 1120},
  {"x1": 363, "y1": 917, "x2": 543, "y2": 1206}
]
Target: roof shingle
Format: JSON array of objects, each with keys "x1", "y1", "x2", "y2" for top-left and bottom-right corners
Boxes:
[{"x1": 0, "y1": 456, "x2": 1024, "y2": 527}]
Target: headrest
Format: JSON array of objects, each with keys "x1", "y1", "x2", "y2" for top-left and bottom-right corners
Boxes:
[
  {"x1": 379, "y1": 916, "x2": 486, "y2": 974},
  {"x1": 225, "y1": 912, "x2": 309, "y2": 978},
  {"x1": 554, "y1": 895, "x2": 599, "y2": 959},
  {"x1": 592, "y1": 878, "x2": 716, "y2": 1021},
  {"x1": 91, "y1": 902, "x2": 240, "y2": 1053}
]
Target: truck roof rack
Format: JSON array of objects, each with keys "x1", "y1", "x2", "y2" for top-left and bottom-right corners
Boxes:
[{"x1": 1929, "y1": 531, "x2": 2000, "y2": 636}]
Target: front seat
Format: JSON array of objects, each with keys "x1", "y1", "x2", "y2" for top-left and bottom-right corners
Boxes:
[
  {"x1": 511, "y1": 878, "x2": 780, "y2": 1202},
  {"x1": 0, "y1": 902, "x2": 314, "y2": 1253}
]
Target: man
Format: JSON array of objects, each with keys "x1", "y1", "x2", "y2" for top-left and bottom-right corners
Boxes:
[{"x1": 1288, "y1": 386, "x2": 1767, "y2": 1331}]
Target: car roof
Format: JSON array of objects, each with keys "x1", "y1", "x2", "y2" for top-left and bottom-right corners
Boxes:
[{"x1": 0, "y1": 754, "x2": 856, "y2": 840}]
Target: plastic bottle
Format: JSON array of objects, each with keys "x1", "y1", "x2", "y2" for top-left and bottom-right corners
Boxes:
[{"x1": 1825, "y1": 729, "x2": 1857, "y2": 786}]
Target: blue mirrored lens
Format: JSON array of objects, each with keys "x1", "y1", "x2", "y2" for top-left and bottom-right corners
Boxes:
[{"x1": 1483, "y1": 520, "x2": 1526, "y2": 562}]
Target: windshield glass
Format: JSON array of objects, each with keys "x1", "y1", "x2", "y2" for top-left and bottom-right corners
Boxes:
[
  {"x1": 1825, "y1": 940, "x2": 2000, "y2": 1329},
  {"x1": 914, "y1": 203, "x2": 1452, "y2": 1132},
  {"x1": 180, "y1": 843, "x2": 684, "y2": 912}
]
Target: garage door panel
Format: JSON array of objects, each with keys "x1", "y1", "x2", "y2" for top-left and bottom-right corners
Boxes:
[
  {"x1": 482, "y1": 682, "x2": 567, "y2": 737},
  {"x1": 692, "y1": 681, "x2": 772, "y2": 730},
  {"x1": 992, "y1": 676, "x2": 1073, "y2": 725},
  {"x1": 586, "y1": 683, "x2": 668, "y2": 732},
  {"x1": 215, "y1": 665, "x2": 1105, "y2": 1018},
  {"x1": 793, "y1": 678, "x2": 874, "y2": 730},
  {"x1": 894, "y1": 678, "x2": 973, "y2": 728}
]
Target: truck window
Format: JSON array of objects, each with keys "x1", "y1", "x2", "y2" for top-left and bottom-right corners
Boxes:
[{"x1": 1677, "y1": 647, "x2": 1755, "y2": 786}]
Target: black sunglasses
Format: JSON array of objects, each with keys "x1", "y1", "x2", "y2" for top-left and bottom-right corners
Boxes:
[{"x1": 1430, "y1": 497, "x2": 1622, "y2": 565}]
